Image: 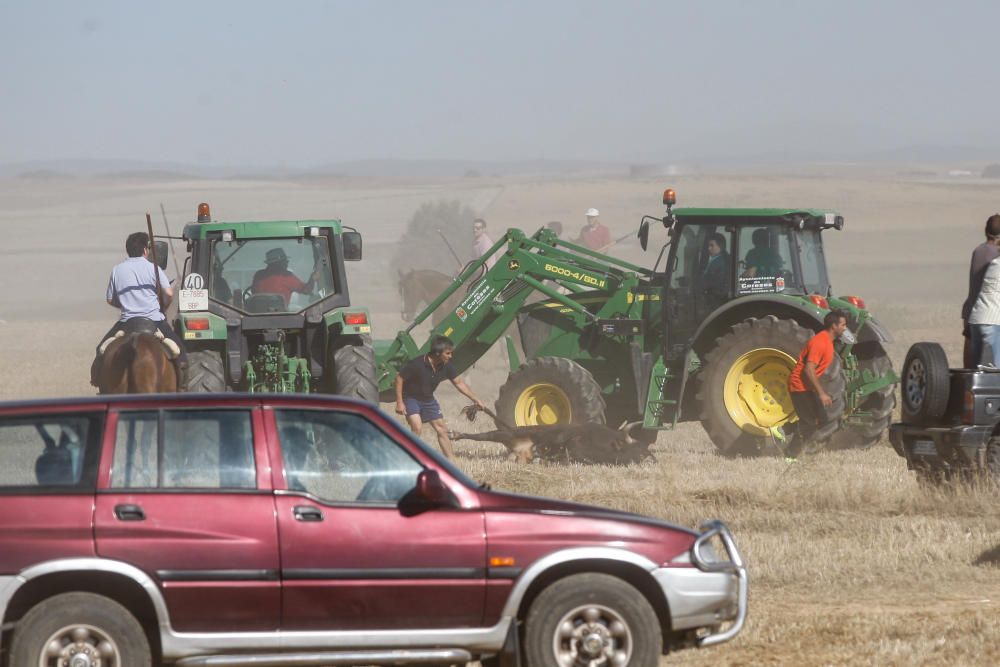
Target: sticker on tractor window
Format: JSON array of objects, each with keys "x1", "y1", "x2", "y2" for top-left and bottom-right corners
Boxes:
[
  {"x1": 182, "y1": 273, "x2": 205, "y2": 290},
  {"x1": 179, "y1": 289, "x2": 209, "y2": 311},
  {"x1": 738, "y1": 276, "x2": 779, "y2": 295},
  {"x1": 775, "y1": 276, "x2": 785, "y2": 292},
  {"x1": 455, "y1": 306, "x2": 468, "y2": 321}
]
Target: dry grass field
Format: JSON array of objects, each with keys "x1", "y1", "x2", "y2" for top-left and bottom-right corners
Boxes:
[{"x1": 2, "y1": 165, "x2": 999, "y2": 665}]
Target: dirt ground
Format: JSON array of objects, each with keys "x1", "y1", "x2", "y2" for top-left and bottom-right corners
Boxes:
[{"x1": 2, "y1": 166, "x2": 999, "y2": 665}]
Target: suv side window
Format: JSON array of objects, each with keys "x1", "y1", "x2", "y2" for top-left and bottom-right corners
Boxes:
[
  {"x1": 275, "y1": 410, "x2": 422, "y2": 504},
  {"x1": 111, "y1": 410, "x2": 255, "y2": 489},
  {"x1": 0, "y1": 413, "x2": 101, "y2": 491}
]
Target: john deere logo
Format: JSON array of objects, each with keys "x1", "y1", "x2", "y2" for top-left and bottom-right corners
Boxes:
[{"x1": 508, "y1": 260, "x2": 520, "y2": 270}]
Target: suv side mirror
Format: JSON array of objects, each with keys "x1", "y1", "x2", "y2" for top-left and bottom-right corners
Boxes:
[
  {"x1": 415, "y1": 469, "x2": 449, "y2": 504},
  {"x1": 153, "y1": 240, "x2": 169, "y2": 271},
  {"x1": 343, "y1": 231, "x2": 362, "y2": 261}
]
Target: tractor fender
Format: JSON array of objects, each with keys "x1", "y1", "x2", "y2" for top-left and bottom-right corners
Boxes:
[
  {"x1": 323, "y1": 306, "x2": 373, "y2": 336},
  {"x1": 688, "y1": 295, "x2": 826, "y2": 356}
]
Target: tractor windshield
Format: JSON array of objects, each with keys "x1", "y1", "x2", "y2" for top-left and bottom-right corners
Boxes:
[
  {"x1": 734, "y1": 224, "x2": 830, "y2": 297},
  {"x1": 210, "y1": 237, "x2": 337, "y2": 314},
  {"x1": 795, "y1": 228, "x2": 831, "y2": 296}
]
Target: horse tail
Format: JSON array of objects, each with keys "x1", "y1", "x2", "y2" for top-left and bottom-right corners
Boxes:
[{"x1": 122, "y1": 334, "x2": 141, "y2": 393}]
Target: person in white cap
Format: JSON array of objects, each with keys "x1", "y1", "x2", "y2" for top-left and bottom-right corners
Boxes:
[{"x1": 579, "y1": 207, "x2": 612, "y2": 252}]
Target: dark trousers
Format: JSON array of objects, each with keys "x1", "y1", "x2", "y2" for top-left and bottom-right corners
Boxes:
[{"x1": 789, "y1": 390, "x2": 821, "y2": 445}]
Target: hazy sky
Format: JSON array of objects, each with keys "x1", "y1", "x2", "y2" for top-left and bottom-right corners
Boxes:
[{"x1": 3, "y1": 0, "x2": 999, "y2": 166}]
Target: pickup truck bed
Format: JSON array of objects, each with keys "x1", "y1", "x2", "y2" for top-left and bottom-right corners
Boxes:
[{"x1": 889, "y1": 342, "x2": 1000, "y2": 482}]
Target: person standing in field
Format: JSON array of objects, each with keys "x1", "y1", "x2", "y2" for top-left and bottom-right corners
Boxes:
[
  {"x1": 579, "y1": 208, "x2": 612, "y2": 253},
  {"x1": 967, "y1": 253, "x2": 1000, "y2": 367},
  {"x1": 395, "y1": 336, "x2": 486, "y2": 459},
  {"x1": 786, "y1": 309, "x2": 849, "y2": 456},
  {"x1": 961, "y1": 214, "x2": 1000, "y2": 367},
  {"x1": 472, "y1": 218, "x2": 497, "y2": 269}
]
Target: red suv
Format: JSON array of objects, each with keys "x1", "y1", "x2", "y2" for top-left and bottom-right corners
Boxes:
[{"x1": 0, "y1": 394, "x2": 746, "y2": 667}]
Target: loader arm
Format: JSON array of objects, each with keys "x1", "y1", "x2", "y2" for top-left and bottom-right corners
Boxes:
[{"x1": 375, "y1": 228, "x2": 656, "y2": 398}]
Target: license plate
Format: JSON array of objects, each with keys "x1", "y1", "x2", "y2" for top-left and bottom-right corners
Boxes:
[{"x1": 911, "y1": 440, "x2": 937, "y2": 457}]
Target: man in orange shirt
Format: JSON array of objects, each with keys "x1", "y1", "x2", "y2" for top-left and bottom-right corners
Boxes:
[{"x1": 786, "y1": 309, "x2": 849, "y2": 453}]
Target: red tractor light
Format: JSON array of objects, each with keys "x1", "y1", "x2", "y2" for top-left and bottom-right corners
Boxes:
[
  {"x1": 185, "y1": 317, "x2": 211, "y2": 331},
  {"x1": 843, "y1": 295, "x2": 866, "y2": 309},
  {"x1": 809, "y1": 294, "x2": 830, "y2": 310},
  {"x1": 197, "y1": 203, "x2": 212, "y2": 223},
  {"x1": 344, "y1": 312, "x2": 368, "y2": 325},
  {"x1": 662, "y1": 188, "x2": 677, "y2": 206}
]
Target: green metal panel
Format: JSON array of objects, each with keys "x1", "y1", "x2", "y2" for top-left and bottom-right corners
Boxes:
[
  {"x1": 183, "y1": 219, "x2": 344, "y2": 240},
  {"x1": 323, "y1": 307, "x2": 373, "y2": 337},
  {"x1": 674, "y1": 207, "x2": 837, "y2": 219},
  {"x1": 179, "y1": 311, "x2": 227, "y2": 341}
]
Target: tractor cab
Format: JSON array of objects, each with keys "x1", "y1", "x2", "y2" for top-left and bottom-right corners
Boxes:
[{"x1": 639, "y1": 192, "x2": 843, "y2": 353}]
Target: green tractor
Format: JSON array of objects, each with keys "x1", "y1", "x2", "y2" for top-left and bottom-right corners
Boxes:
[
  {"x1": 376, "y1": 189, "x2": 898, "y2": 455},
  {"x1": 173, "y1": 203, "x2": 378, "y2": 401}
]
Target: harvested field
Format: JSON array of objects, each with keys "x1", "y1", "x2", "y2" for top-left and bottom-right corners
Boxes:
[{"x1": 2, "y1": 167, "x2": 999, "y2": 665}]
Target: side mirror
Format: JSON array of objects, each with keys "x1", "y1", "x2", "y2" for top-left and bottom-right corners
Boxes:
[
  {"x1": 342, "y1": 231, "x2": 362, "y2": 261},
  {"x1": 638, "y1": 220, "x2": 650, "y2": 251},
  {"x1": 153, "y1": 240, "x2": 169, "y2": 271},
  {"x1": 415, "y1": 469, "x2": 450, "y2": 505}
]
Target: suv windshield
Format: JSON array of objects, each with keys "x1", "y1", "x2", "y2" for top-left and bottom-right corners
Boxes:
[{"x1": 210, "y1": 237, "x2": 337, "y2": 314}]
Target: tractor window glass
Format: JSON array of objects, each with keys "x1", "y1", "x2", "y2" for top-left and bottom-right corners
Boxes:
[
  {"x1": 211, "y1": 237, "x2": 336, "y2": 314},
  {"x1": 670, "y1": 225, "x2": 701, "y2": 289},
  {"x1": 798, "y1": 229, "x2": 830, "y2": 295},
  {"x1": 737, "y1": 226, "x2": 795, "y2": 295},
  {"x1": 111, "y1": 410, "x2": 255, "y2": 489},
  {"x1": 0, "y1": 414, "x2": 101, "y2": 490},
  {"x1": 275, "y1": 410, "x2": 422, "y2": 504}
]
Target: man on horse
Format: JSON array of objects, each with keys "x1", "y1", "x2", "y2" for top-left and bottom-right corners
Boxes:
[{"x1": 90, "y1": 231, "x2": 187, "y2": 389}]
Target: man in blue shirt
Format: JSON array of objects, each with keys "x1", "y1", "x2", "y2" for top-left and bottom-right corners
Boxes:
[
  {"x1": 90, "y1": 232, "x2": 187, "y2": 387},
  {"x1": 394, "y1": 336, "x2": 485, "y2": 459}
]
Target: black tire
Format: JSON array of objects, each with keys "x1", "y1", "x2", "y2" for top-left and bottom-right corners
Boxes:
[
  {"x1": 524, "y1": 573, "x2": 660, "y2": 667},
  {"x1": 186, "y1": 348, "x2": 227, "y2": 392},
  {"x1": 699, "y1": 316, "x2": 846, "y2": 456},
  {"x1": 332, "y1": 338, "x2": 379, "y2": 403},
  {"x1": 10, "y1": 592, "x2": 152, "y2": 667},
  {"x1": 496, "y1": 357, "x2": 606, "y2": 427},
  {"x1": 900, "y1": 342, "x2": 950, "y2": 425},
  {"x1": 830, "y1": 350, "x2": 896, "y2": 450},
  {"x1": 987, "y1": 437, "x2": 1000, "y2": 486}
]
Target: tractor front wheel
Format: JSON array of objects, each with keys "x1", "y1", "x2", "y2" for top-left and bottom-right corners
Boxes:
[
  {"x1": 496, "y1": 357, "x2": 606, "y2": 427},
  {"x1": 698, "y1": 316, "x2": 846, "y2": 456},
  {"x1": 331, "y1": 337, "x2": 379, "y2": 403}
]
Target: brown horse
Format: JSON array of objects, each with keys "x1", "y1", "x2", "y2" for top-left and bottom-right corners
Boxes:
[
  {"x1": 97, "y1": 333, "x2": 178, "y2": 394},
  {"x1": 398, "y1": 268, "x2": 468, "y2": 327}
]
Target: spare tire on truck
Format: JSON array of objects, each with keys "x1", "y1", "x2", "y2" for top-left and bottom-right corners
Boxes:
[{"x1": 900, "y1": 342, "x2": 950, "y2": 425}]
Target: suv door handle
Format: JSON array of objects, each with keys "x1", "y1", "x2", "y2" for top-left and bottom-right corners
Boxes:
[
  {"x1": 293, "y1": 505, "x2": 323, "y2": 522},
  {"x1": 114, "y1": 504, "x2": 146, "y2": 521}
]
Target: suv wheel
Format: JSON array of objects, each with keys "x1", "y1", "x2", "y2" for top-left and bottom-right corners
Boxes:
[
  {"x1": 525, "y1": 573, "x2": 660, "y2": 667},
  {"x1": 10, "y1": 592, "x2": 151, "y2": 667}
]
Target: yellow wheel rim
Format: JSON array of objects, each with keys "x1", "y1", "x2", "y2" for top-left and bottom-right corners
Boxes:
[
  {"x1": 723, "y1": 348, "x2": 797, "y2": 436},
  {"x1": 514, "y1": 383, "x2": 572, "y2": 426}
]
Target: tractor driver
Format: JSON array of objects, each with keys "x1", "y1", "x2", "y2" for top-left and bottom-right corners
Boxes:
[
  {"x1": 742, "y1": 228, "x2": 783, "y2": 278},
  {"x1": 90, "y1": 231, "x2": 187, "y2": 387},
  {"x1": 251, "y1": 247, "x2": 319, "y2": 307}
]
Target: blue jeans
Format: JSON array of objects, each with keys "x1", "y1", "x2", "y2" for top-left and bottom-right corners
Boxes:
[{"x1": 971, "y1": 324, "x2": 1000, "y2": 366}]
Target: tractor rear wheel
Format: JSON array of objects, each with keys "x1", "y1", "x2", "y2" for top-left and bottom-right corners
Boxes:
[
  {"x1": 496, "y1": 357, "x2": 606, "y2": 427},
  {"x1": 186, "y1": 349, "x2": 227, "y2": 392},
  {"x1": 698, "y1": 316, "x2": 846, "y2": 456},
  {"x1": 331, "y1": 337, "x2": 379, "y2": 403}
]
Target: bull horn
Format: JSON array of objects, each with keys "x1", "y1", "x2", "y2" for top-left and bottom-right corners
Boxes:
[{"x1": 622, "y1": 421, "x2": 643, "y2": 444}]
